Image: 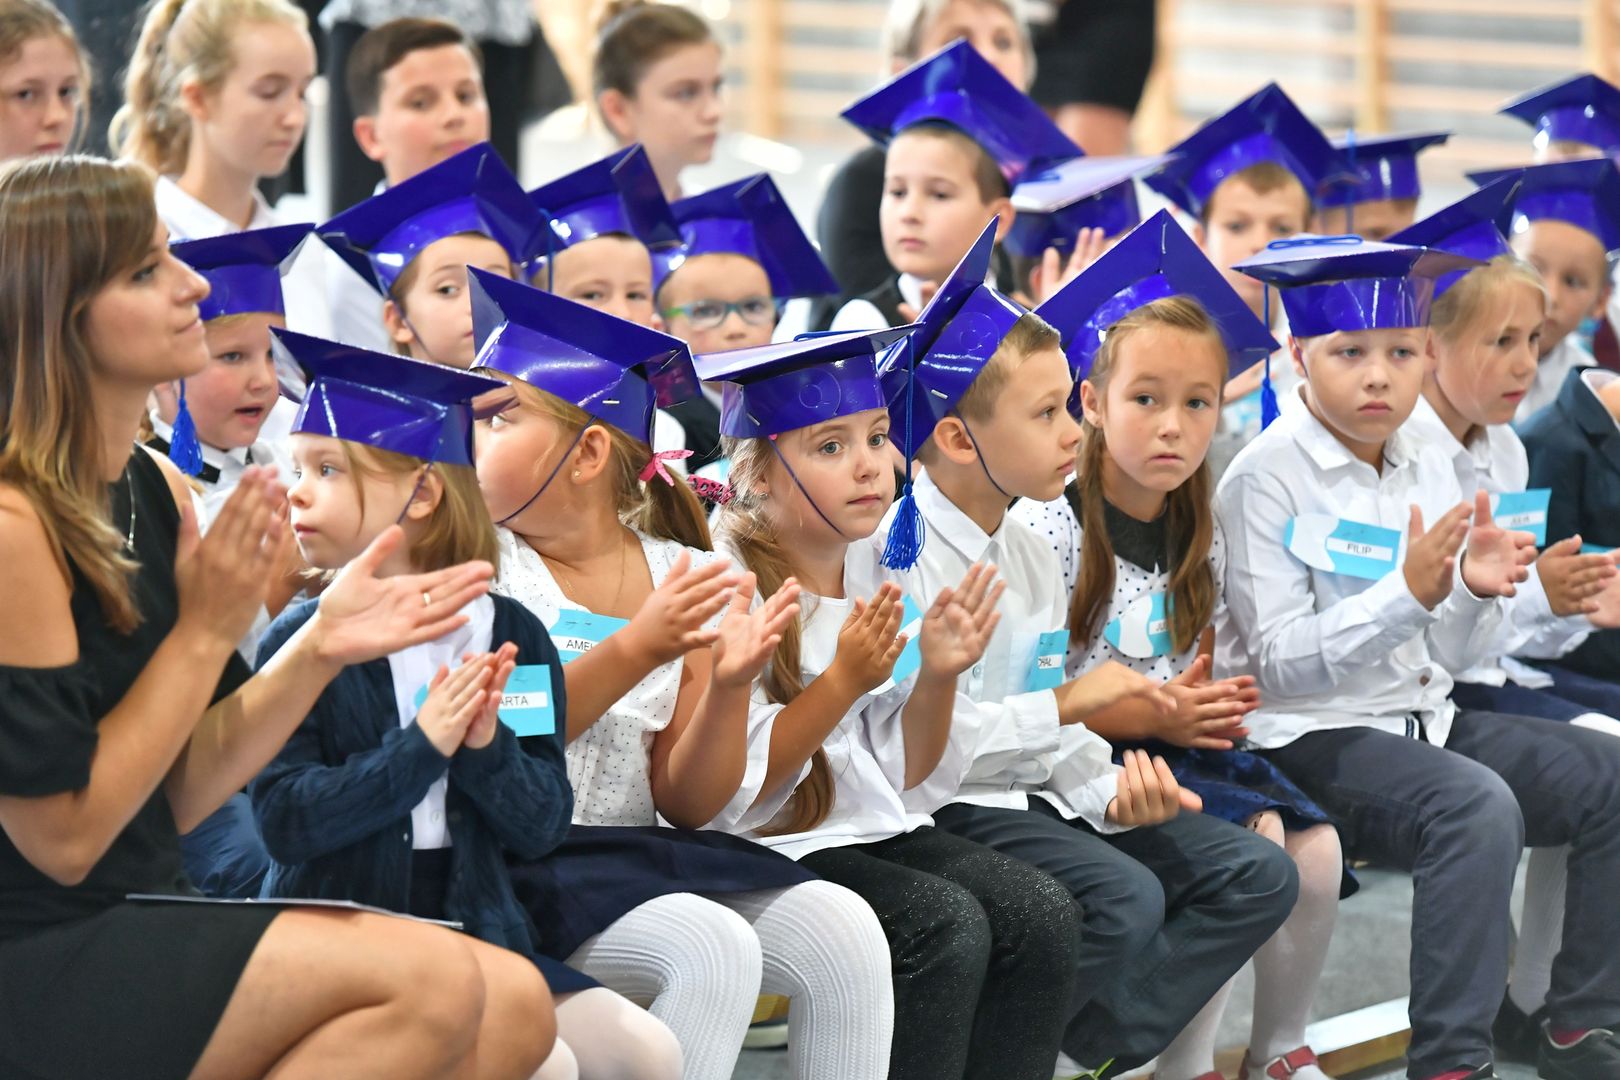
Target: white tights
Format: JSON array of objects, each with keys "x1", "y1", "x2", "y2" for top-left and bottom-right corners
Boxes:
[
  {"x1": 565, "y1": 881, "x2": 893, "y2": 1080},
  {"x1": 1154, "y1": 816, "x2": 1341, "y2": 1080},
  {"x1": 1510, "y1": 711, "x2": 1620, "y2": 1016},
  {"x1": 534, "y1": 988, "x2": 685, "y2": 1080}
]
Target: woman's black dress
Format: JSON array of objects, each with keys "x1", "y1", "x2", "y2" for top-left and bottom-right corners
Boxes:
[{"x1": 0, "y1": 448, "x2": 278, "y2": 1079}]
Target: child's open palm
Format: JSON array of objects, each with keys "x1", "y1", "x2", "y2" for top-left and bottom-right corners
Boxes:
[
  {"x1": 919, "y1": 562, "x2": 1005, "y2": 680},
  {"x1": 1460, "y1": 490, "x2": 1536, "y2": 598},
  {"x1": 828, "y1": 583, "x2": 907, "y2": 696},
  {"x1": 1159, "y1": 655, "x2": 1259, "y2": 749},
  {"x1": 711, "y1": 574, "x2": 803, "y2": 689},
  {"x1": 622, "y1": 551, "x2": 741, "y2": 667}
]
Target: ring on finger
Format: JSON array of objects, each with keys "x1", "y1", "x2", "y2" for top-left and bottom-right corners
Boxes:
[{"x1": 422, "y1": 590, "x2": 432, "y2": 607}]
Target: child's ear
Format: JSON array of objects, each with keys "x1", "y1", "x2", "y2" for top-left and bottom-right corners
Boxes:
[
  {"x1": 572, "y1": 424, "x2": 614, "y2": 484},
  {"x1": 1191, "y1": 220, "x2": 1208, "y2": 251},
  {"x1": 352, "y1": 115, "x2": 385, "y2": 164},
  {"x1": 178, "y1": 76, "x2": 210, "y2": 124},
  {"x1": 596, "y1": 89, "x2": 633, "y2": 142},
  {"x1": 1289, "y1": 338, "x2": 1307, "y2": 379},
  {"x1": 930, "y1": 416, "x2": 979, "y2": 466},
  {"x1": 382, "y1": 300, "x2": 415, "y2": 350},
  {"x1": 403, "y1": 467, "x2": 444, "y2": 522},
  {"x1": 1078, "y1": 379, "x2": 1104, "y2": 427},
  {"x1": 990, "y1": 201, "x2": 1016, "y2": 244},
  {"x1": 1592, "y1": 280, "x2": 1614, "y2": 321}
]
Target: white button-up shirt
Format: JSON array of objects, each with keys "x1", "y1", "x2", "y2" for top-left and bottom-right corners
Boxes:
[
  {"x1": 896, "y1": 471, "x2": 1121, "y2": 831},
  {"x1": 1402, "y1": 396, "x2": 1591, "y2": 685},
  {"x1": 1215, "y1": 391, "x2": 1508, "y2": 749}
]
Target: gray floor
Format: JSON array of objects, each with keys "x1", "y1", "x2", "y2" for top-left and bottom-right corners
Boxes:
[{"x1": 732, "y1": 865, "x2": 1536, "y2": 1079}]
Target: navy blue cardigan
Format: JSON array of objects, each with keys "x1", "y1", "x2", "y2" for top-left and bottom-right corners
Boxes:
[
  {"x1": 249, "y1": 595, "x2": 573, "y2": 959},
  {"x1": 1520, "y1": 366, "x2": 1620, "y2": 679}
]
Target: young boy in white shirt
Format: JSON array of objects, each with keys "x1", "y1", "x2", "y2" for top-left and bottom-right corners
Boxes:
[{"x1": 1218, "y1": 236, "x2": 1620, "y2": 1080}]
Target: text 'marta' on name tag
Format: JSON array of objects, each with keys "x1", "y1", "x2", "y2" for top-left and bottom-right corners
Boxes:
[
  {"x1": 1489, "y1": 489, "x2": 1551, "y2": 546},
  {"x1": 1026, "y1": 629, "x2": 1069, "y2": 692},
  {"x1": 1284, "y1": 513, "x2": 1402, "y2": 580},
  {"x1": 874, "y1": 594, "x2": 927, "y2": 695},
  {"x1": 498, "y1": 664, "x2": 556, "y2": 737},
  {"x1": 1104, "y1": 592, "x2": 1174, "y2": 658},
  {"x1": 548, "y1": 608, "x2": 632, "y2": 665}
]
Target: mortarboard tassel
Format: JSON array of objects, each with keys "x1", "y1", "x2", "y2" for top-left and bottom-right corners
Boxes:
[
  {"x1": 168, "y1": 380, "x2": 205, "y2": 477},
  {"x1": 1344, "y1": 127, "x2": 1357, "y2": 236},
  {"x1": 1259, "y1": 285, "x2": 1280, "y2": 430},
  {"x1": 881, "y1": 339, "x2": 927, "y2": 571}
]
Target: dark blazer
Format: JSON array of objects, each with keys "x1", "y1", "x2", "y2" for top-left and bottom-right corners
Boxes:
[
  {"x1": 1520, "y1": 366, "x2": 1620, "y2": 679},
  {"x1": 249, "y1": 595, "x2": 573, "y2": 959}
]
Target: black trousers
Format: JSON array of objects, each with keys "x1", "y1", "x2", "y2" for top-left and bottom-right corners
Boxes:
[
  {"x1": 1264, "y1": 711, "x2": 1620, "y2": 1078},
  {"x1": 934, "y1": 799, "x2": 1299, "y2": 1070},
  {"x1": 801, "y1": 826, "x2": 1081, "y2": 1080}
]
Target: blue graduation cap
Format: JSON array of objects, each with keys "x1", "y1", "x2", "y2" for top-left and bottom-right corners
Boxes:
[
  {"x1": 1499, "y1": 73, "x2": 1620, "y2": 157},
  {"x1": 172, "y1": 223, "x2": 312, "y2": 322},
  {"x1": 877, "y1": 218, "x2": 1027, "y2": 460},
  {"x1": 1144, "y1": 83, "x2": 1344, "y2": 218},
  {"x1": 318, "y1": 143, "x2": 549, "y2": 296},
  {"x1": 272, "y1": 327, "x2": 508, "y2": 467},
  {"x1": 651, "y1": 174, "x2": 837, "y2": 300},
  {"x1": 1467, "y1": 158, "x2": 1620, "y2": 254},
  {"x1": 468, "y1": 267, "x2": 698, "y2": 445},
  {"x1": 1233, "y1": 236, "x2": 1481, "y2": 338},
  {"x1": 1387, "y1": 176, "x2": 1520, "y2": 296},
  {"x1": 527, "y1": 144, "x2": 680, "y2": 258},
  {"x1": 694, "y1": 325, "x2": 915, "y2": 440},
  {"x1": 1035, "y1": 209, "x2": 1279, "y2": 393},
  {"x1": 1318, "y1": 130, "x2": 1450, "y2": 208},
  {"x1": 1003, "y1": 155, "x2": 1166, "y2": 260},
  {"x1": 840, "y1": 38, "x2": 1081, "y2": 187}
]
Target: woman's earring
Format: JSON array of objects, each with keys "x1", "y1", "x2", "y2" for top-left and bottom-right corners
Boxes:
[{"x1": 571, "y1": 469, "x2": 581, "y2": 480}]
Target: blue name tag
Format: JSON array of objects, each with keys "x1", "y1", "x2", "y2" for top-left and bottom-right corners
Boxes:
[
  {"x1": 498, "y1": 664, "x2": 556, "y2": 737},
  {"x1": 1489, "y1": 489, "x2": 1551, "y2": 546},
  {"x1": 1284, "y1": 513, "x2": 1402, "y2": 580},
  {"x1": 1026, "y1": 629, "x2": 1068, "y2": 692},
  {"x1": 873, "y1": 594, "x2": 927, "y2": 694},
  {"x1": 548, "y1": 609, "x2": 631, "y2": 665},
  {"x1": 411, "y1": 663, "x2": 557, "y2": 738},
  {"x1": 1104, "y1": 592, "x2": 1174, "y2": 658}
]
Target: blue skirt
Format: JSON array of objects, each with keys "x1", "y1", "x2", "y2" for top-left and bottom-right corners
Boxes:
[
  {"x1": 1115, "y1": 741, "x2": 1358, "y2": 898},
  {"x1": 509, "y1": 824, "x2": 816, "y2": 961}
]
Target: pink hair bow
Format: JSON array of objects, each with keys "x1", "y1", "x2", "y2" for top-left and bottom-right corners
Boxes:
[{"x1": 639, "y1": 448, "x2": 694, "y2": 486}]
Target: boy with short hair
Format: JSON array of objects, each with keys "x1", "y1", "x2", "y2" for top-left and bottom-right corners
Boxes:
[
  {"x1": 827, "y1": 39, "x2": 1079, "y2": 331},
  {"x1": 882, "y1": 219, "x2": 1299, "y2": 1076},
  {"x1": 1467, "y1": 159, "x2": 1620, "y2": 421},
  {"x1": 1218, "y1": 236, "x2": 1620, "y2": 1080},
  {"x1": 1313, "y1": 130, "x2": 1449, "y2": 241},
  {"x1": 345, "y1": 17, "x2": 490, "y2": 194}
]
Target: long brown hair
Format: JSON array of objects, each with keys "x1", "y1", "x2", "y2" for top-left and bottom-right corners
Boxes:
[
  {"x1": 110, "y1": 0, "x2": 307, "y2": 175},
  {"x1": 1069, "y1": 294, "x2": 1223, "y2": 655},
  {"x1": 0, "y1": 156, "x2": 160, "y2": 632},
  {"x1": 0, "y1": 0, "x2": 90, "y2": 148},
  {"x1": 482, "y1": 374, "x2": 713, "y2": 551},
  {"x1": 715, "y1": 434, "x2": 834, "y2": 835}
]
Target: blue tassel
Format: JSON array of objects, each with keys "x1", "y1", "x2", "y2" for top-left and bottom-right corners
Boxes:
[
  {"x1": 168, "y1": 381, "x2": 204, "y2": 476},
  {"x1": 881, "y1": 480, "x2": 926, "y2": 570},
  {"x1": 1259, "y1": 284, "x2": 1280, "y2": 430}
]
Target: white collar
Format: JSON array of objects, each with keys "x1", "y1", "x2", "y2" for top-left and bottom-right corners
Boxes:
[
  {"x1": 147, "y1": 410, "x2": 253, "y2": 475},
  {"x1": 913, "y1": 467, "x2": 1000, "y2": 564},
  {"x1": 155, "y1": 175, "x2": 276, "y2": 241},
  {"x1": 1281, "y1": 385, "x2": 1421, "y2": 475}
]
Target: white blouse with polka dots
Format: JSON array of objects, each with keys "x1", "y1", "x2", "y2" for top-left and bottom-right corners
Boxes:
[{"x1": 492, "y1": 527, "x2": 730, "y2": 827}]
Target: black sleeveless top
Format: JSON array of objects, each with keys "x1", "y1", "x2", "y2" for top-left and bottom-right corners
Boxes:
[{"x1": 0, "y1": 448, "x2": 250, "y2": 940}]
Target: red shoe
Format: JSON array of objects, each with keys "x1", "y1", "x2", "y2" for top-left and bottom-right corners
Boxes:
[{"x1": 1238, "y1": 1046, "x2": 1320, "y2": 1080}]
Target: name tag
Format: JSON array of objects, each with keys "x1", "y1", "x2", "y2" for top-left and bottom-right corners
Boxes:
[
  {"x1": 875, "y1": 594, "x2": 927, "y2": 694},
  {"x1": 1104, "y1": 592, "x2": 1174, "y2": 658},
  {"x1": 498, "y1": 664, "x2": 556, "y2": 737},
  {"x1": 1489, "y1": 489, "x2": 1551, "y2": 546},
  {"x1": 548, "y1": 609, "x2": 631, "y2": 665},
  {"x1": 413, "y1": 663, "x2": 557, "y2": 738},
  {"x1": 1026, "y1": 629, "x2": 1069, "y2": 691},
  {"x1": 1284, "y1": 513, "x2": 1402, "y2": 580}
]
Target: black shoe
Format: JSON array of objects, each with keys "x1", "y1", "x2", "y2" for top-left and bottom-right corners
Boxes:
[
  {"x1": 1537, "y1": 1027, "x2": 1620, "y2": 1079},
  {"x1": 1495, "y1": 991, "x2": 1549, "y2": 1063}
]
